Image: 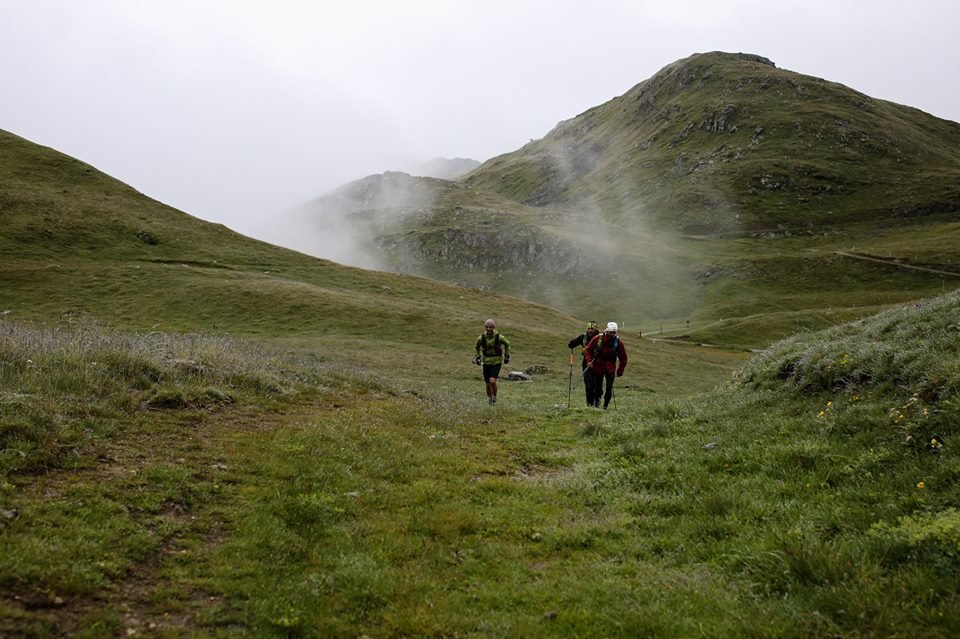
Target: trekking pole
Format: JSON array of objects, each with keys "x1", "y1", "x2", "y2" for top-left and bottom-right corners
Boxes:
[
  {"x1": 570, "y1": 366, "x2": 588, "y2": 391},
  {"x1": 567, "y1": 350, "x2": 574, "y2": 409}
]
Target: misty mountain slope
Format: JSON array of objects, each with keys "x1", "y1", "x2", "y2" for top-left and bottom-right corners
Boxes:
[
  {"x1": 0, "y1": 128, "x2": 580, "y2": 349},
  {"x1": 463, "y1": 51, "x2": 960, "y2": 235},
  {"x1": 288, "y1": 51, "x2": 960, "y2": 346},
  {"x1": 281, "y1": 169, "x2": 704, "y2": 323},
  {"x1": 271, "y1": 171, "x2": 568, "y2": 270},
  {"x1": 404, "y1": 156, "x2": 481, "y2": 180}
]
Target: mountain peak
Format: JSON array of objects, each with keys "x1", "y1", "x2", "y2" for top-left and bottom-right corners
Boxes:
[
  {"x1": 465, "y1": 50, "x2": 960, "y2": 228},
  {"x1": 688, "y1": 51, "x2": 776, "y2": 67}
]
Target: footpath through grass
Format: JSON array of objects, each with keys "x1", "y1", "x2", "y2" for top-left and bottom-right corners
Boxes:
[
  {"x1": 2, "y1": 385, "x2": 764, "y2": 638},
  {"x1": 2, "y1": 296, "x2": 960, "y2": 637}
]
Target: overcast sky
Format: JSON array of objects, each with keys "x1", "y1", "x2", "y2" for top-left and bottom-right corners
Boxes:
[{"x1": 2, "y1": 0, "x2": 958, "y2": 239}]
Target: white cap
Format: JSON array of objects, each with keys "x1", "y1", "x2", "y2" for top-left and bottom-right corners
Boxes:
[{"x1": 606, "y1": 322, "x2": 618, "y2": 332}]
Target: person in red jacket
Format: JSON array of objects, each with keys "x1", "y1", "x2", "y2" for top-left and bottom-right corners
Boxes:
[{"x1": 583, "y1": 322, "x2": 627, "y2": 409}]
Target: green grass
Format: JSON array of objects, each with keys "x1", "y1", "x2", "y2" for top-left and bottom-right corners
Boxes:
[
  {"x1": 2, "y1": 292, "x2": 959, "y2": 637},
  {"x1": 0, "y1": 314, "x2": 739, "y2": 637}
]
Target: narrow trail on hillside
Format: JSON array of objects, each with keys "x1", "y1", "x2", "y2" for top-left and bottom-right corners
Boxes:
[{"x1": 833, "y1": 250, "x2": 960, "y2": 277}]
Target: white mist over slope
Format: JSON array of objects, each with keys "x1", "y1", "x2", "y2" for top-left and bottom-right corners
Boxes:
[{"x1": 254, "y1": 171, "x2": 442, "y2": 270}]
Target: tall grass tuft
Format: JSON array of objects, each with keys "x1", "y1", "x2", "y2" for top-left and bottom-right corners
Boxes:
[{"x1": 735, "y1": 289, "x2": 960, "y2": 401}]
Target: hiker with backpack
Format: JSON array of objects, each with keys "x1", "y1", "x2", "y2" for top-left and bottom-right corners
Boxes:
[
  {"x1": 583, "y1": 322, "x2": 628, "y2": 409},
  {"x1": 474, "y1": 318, "x2": 511, "y2": 406},
  {"x1": 568, "y1": 320, "x2": 601, "y2": 406}
]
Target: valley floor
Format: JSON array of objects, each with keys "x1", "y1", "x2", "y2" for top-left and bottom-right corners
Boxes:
[{"x1": 4, "y1": 333, "x2": 959, "y2": 638}]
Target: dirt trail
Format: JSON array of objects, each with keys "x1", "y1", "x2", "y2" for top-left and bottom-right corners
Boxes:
[{"x1": 833, "y1": 250, "x2": 960, "y2": 277}]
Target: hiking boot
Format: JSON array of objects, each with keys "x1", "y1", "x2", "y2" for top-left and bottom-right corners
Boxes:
[{"x1": 489, "y1": 397, "x2": 496, "y2": 406}]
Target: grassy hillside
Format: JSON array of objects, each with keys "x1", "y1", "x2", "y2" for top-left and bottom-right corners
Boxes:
[
  {"x1": 0, "y1": 129, "x2": 585, "y2": 353},
  {"x1": 3, "y1": 282, "x2": 957, "y2": 636},
  {"x1": 292, "y1": 52, "x2": 960, "y2": 347}
]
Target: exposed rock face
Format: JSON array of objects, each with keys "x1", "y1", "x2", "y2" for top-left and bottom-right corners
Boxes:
[
  {"x1": 301, "y1": 170, "x2": 610, "y2": 281},
  {"x1": 316, "y1": 171, "x2": 438, "y2": 215},
  {"x1": 136, "y1": 230, "x2": 159, "y2": 245},
  {"x1": 377, "y1": 219, "x2": 594, "y2": 276}
]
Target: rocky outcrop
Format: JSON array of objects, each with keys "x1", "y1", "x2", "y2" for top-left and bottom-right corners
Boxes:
[{"x1": 376, "y1": 218, "x2": 596, "y2": 277}]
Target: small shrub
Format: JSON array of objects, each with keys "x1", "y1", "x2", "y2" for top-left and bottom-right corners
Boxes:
[
  {"x1": 227, "y1": 373, "x2": 284, "y2": 395},
  {"x1": 98, "y1": 351, "x2": 163, "y2": 382},
  {"x1": 144, "y1": 387, "x2": 234, "y2": 410},
  {"x1": 145, "y1": 389, "x2": 191, "y2": 409}
]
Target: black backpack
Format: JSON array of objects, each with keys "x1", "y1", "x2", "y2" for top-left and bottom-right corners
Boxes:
[{"x1": 479, "y1": 332, "x2": 503, "y2": 356}]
